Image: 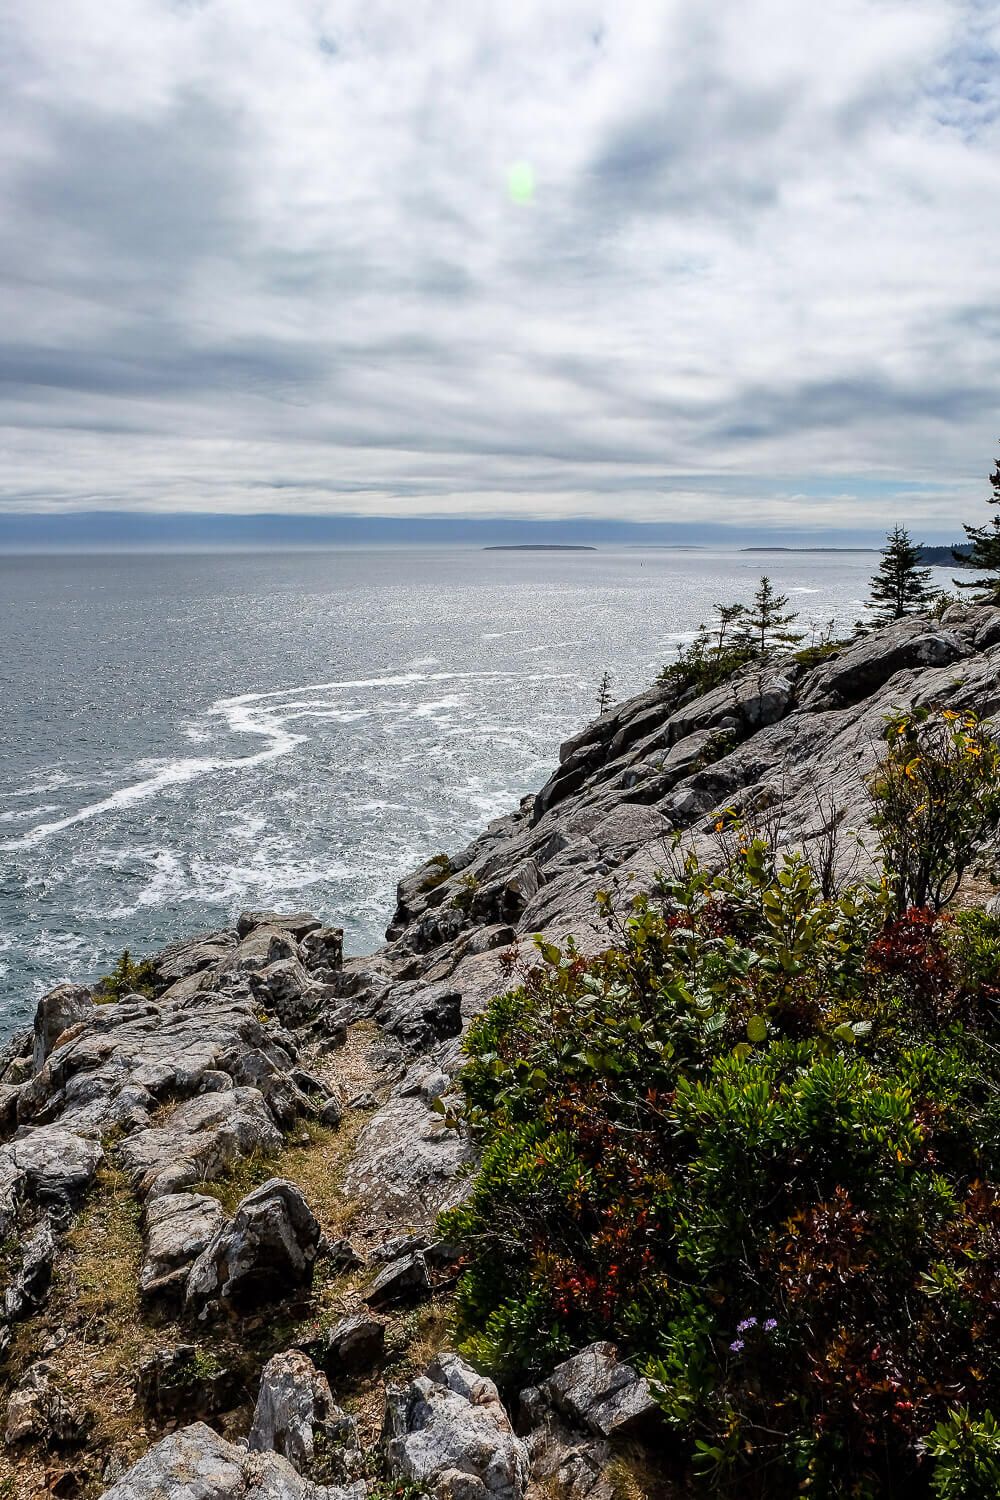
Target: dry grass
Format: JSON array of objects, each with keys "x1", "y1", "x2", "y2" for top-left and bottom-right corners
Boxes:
[
  {"x1": 193, "y1": 1114, "x2": 365, "y2": 1228},
  {"x1": 0, "y1": 1166, "x2": 154, "y2": 1497}
]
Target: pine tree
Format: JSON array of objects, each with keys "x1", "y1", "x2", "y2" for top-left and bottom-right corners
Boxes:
[
  {"x1": 865, "y1": 526, "x2": 935, "y2": 624},
  {"x1": 955, "y1": 446, "x2": 1000, "y2": 602},
  {"x1": 596, "y1": 670, "x2": 614, "y2": 714},
  {"x1": 739, "y1": 576, "x2": 804, "y2": 660}
]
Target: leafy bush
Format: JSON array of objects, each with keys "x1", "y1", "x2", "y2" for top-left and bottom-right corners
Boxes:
[
  {"x1": 442, "y1": 826, "x2": 1000, "y2": 1494},
  {"x1": 868, "y1": 707, "x2": 1000, "y2": 913},
  {"x1": 658, "y1": 628, "x2": 756, "y2": 699},
  {"x1": 926, "y1": 1409, "x2": 1000, "y2": 1500}
]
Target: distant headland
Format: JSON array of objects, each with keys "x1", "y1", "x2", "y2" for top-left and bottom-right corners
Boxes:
[
  {"x1": 482, "y1": 544, "x2": 597, "y2": 552},
  {"x1": 743, "y1": 544, "x2": 971, "y2": 566}
]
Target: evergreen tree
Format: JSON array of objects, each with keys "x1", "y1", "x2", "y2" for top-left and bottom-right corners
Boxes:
[
  {"x1": 596, "y1": 670, "x2": 614, "y2": 714},
  {"x1": 711, "y1": 601, "x2": 747, "y2": 655},
  {"x1": 955, "y1": 446, "x2": 1000, "y2": 602},
  {"x1": 865, "y1": 526, "x2": 935, "y2": 624},
  {"x1": 739, "y1": 576, "x2": 804, "y2": 660}
]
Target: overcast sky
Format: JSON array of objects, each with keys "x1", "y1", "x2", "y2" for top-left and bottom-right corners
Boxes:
[{"x1": 2, "y1": 0, "x2": 999, "y2": 537}]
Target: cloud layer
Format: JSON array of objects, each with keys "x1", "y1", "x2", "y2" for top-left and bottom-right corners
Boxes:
[{"x1": 2, "y1": 0, "x2": 999, "y2": 534}]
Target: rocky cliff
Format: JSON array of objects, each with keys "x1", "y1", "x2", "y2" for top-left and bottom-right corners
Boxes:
[{"x1": 1, "y1": 603, "x2": 999, "y2": 1499}]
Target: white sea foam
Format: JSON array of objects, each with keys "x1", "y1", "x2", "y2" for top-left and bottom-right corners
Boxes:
[
  {"x1": 0, "y1": 708, "x2": 306, "y2": 853},
  {"x1": 9, "y1": 771, "x2": 82, "y2": 797},
  {"x1": 514, "y1": 641, "x2": 579, "y2": 654},
  {"x1": 0, "y1": 804, "x2": 62, "y2": 823}
]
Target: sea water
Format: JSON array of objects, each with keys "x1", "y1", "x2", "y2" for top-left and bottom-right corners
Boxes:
[{"x1": 0, "y1": 545, "x2": 951, "y2": 1033}]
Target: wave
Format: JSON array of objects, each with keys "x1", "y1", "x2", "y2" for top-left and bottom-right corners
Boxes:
[
  {"x1": 0, "y1": 719, "x2": 305, "y2": 854},
  {"x1": 0, "y1": 666, "x2": 576, "y2": 855},
  {"x1": 0, "y1": 803, "x2": 63, "y2": 823}
]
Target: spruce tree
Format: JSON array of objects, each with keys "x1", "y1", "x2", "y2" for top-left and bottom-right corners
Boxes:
[
  {"x1": 596, "y1": 670, "x2": 614, "y2": 714},
  {"x1": 865, "y1": 526, "x2": 935, "y2": 624},
  {"x1": 955, "y1": 446, "x2": 1000, "y2": 602},
  {"x1": 739, "y1": 576, "x2": 804, "y2": 660}
]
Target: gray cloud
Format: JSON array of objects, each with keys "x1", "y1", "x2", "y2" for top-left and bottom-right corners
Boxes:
[{"x1": 0, "y1": 0, "x2": 999, "y2": 535}]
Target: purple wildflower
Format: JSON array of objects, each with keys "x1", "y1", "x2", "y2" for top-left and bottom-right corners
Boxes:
[
  {"x1": 736, "y1": 1317, "x2": 757, "y2": 1333},
  {"x1": 729, "y1": 1339, "x2": 745, "y2": 1353},
  {"x1": 764, "y1": 1318, "x2": 778, "y2": 1332}
]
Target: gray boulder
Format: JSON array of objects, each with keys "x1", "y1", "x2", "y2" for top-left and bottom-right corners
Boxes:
[
  {"x1": 540, "y1": 1342, "x2": 656, "y2": 1438},
  {"x1": 5, "y1": 1360, "x2": 90, "y2": 1448},
  {"x1": 250, "y1": 957, "x2": 325, "y2": 1028},
  {"x1": 249, "y1": 1349, "x2": 356, "y2": 1475},
  {"x1": 383, "y1": 1352, "x2": 528, "y2": 1500},
  {"x1": 0, "y1": 1126, "x2": 103, "y2": 1234},
  {"x1": 32, "y1": 983, "x2": 94, "y2": 1072},
  {"x1": 800, "y1": 622, "x2": 963, "y2": 709},
  {"x1": 119, "y1": 1085, "x2": 283, "y2": 1201},
  {"x1": 139, "y1": 1192, "x2": 226, "y2": 1303},
  {"x1": 522, "y1": 1418, "x2": 616, "y2": 1500},
  {"x1": 0, "y1": 1028, "x2": 33, "y2": 1086},
  {"x1": 299, "y1": 926, "x2": 344, "y2": 975},
  {"x1": 16, "y1": 989, "x2": 306, "y2": 1145},
  {"x1": 373, "y1": 980, "x2": 462, "y2": 1053},
  {"x1": 185, "y1": 1177, "x2": 321, "y2": 1320},
  {"x1": 153, "y1": 930, "x2": 237, "y2": 987},
  {"x1": 313, "y1": 1311, "x2": 386, "y2": 1376},
  {"x1": 224, "y1": 925, "x2": 300, "y2": 977},
  {"x1": 100, "y1": 1420, "x2": 365, "y2": 1498},
  {"x1": 238, "y1": 911, "x2": 323, "y2": 940},
  {"x1": 343, "y1": 1093, "x2": 474, "y2": 1223},
  {"x1": 365, "y1": 1250, "x2": 430, "y2": 1309},
  {"x1": 4, "y1": 1215, "x2": 55, "y2": 1322}
]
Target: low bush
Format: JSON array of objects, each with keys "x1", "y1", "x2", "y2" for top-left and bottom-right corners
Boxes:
[
  {"x1": 658, "y1": 630, "x2": 756, "y2": 699},
  {"x1": 96, "y1": 948, "x2": 157, "y2": 1001},
  {"x1": 869, "y1": 707, "x2": 1000, "y2": 913},
  {"x1": 442, "y1": 766, "x2": 1000, "y2": 1493}
]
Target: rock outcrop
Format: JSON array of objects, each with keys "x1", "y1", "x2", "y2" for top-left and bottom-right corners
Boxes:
[
  {"x1": 248, "y1": 1350, "x2": 342, "y2": 1472},
  {"x1": 101, "y1": 1421, "x2": 365, "y2": 1499},
  {"x1": 2, "y1": 607, "x2": 1000, "y2": 1498},
  {"x1": 185, "y1": 1178, "x2": 321, "y2": 1320},
  {"x1": 383, "y1": 1353, "x2": 529, "y2": 1500},
  {"x1": 337, "y1": 604, "x2": 1000, "y2": 1225}
]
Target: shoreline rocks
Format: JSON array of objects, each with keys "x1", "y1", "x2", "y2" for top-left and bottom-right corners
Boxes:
[{"x1": 2, "y1": 607, "x2": 1000, "y2": 1497}]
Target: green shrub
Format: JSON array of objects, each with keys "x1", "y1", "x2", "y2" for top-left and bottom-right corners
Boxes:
[
  {"x1": 658, "y1": 628, "x2": 756, "y2": 699},
  {"x1": 96, "y1": 948, "x2": 157, "y2": 1001},
  {"x1": 868, "y1": 707, "x2": 1000, "y2": 913},
  {"x1": 927, "y1": 1409, "x2": 1000, "y2": 1500},
  {"x1": 442, "y1": 833, "x2": 1000, "y2": 1494},
  {"x1": 450, "y1": 871, "x2": 480, "y2": 915}
]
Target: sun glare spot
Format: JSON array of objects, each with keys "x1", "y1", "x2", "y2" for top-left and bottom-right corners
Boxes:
[{"x1": 506, "y1": 161, "x2": 535, "y2": 204}]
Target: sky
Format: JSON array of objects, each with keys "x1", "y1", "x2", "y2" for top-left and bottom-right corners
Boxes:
[{"x1": 2, "y1": 0, "x2": 999, "y2": 540}]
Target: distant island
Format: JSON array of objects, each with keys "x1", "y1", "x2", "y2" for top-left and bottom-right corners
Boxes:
[
  {"x1": 743, "y1": 544, "x2": 972, "y2": 566},
  {"x1": 482, "y1": 544, "x2": 597, "y2": 551},
  {"x1": 742, "y1": 546, "x2": 877, "y2": 553}
]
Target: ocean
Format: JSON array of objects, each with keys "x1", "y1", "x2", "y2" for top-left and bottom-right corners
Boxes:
[{"x1": 0, "y1": 545, "x2": 951, "y2": 1033}]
